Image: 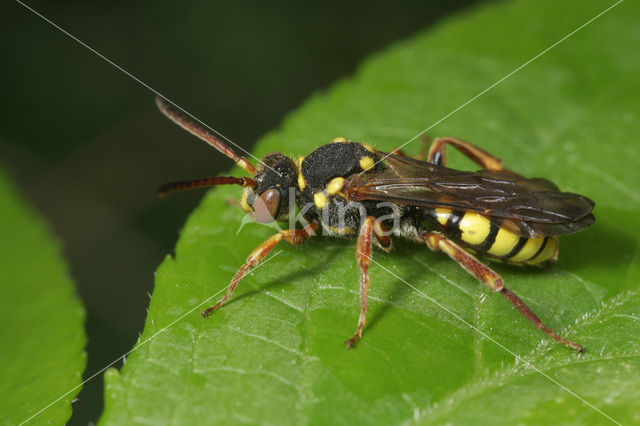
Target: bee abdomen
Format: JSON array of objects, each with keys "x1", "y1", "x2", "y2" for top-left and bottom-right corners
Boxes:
[{"x1": 431, "y1": 208, "x2": 558, "y2": 265}]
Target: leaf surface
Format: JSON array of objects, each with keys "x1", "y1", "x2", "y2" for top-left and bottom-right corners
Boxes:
[
  {"x1": 101, "y1": 0, "x2": 640, "y2": 424},
  {"x1": 0, "y1": 169, "x2": 86, "y2": 425}
]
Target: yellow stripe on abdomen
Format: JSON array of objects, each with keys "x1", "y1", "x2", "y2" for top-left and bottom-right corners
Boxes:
[
  {"x1": 507, "y1": 237, "x2": 546, "y2": 262},
  {"x1": 527, "y1": 237, "x2": 559, "y2": 265},
  {"x1": 484, "y1": 225, "x2": 559, "y2": 265},
  {"x1": 428, "y1": 209, "x2": 559, "y2": 266},
  {"x1": 487, "y1": 227, "x2": 520, "y2": 257}
]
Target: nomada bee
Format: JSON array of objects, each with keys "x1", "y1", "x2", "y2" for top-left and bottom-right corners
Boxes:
[{"x1": 156, "y1": 96, "x2": 594, "y2": 352}]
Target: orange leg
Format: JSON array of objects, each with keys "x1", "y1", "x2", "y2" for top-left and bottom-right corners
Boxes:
[
  {"x1": 392, "y1": 136, "x2": 430, "y2": 161},
  {"x1": 423, "y1": 231, "x2": 582, "y2": 352},
  {"x1": 413, "y1": 135, "x2": 431, "y2": 161},
  {"x1": 427, "y1": 136, "x2": 504, "y2": 171},
  {"x1": 346, "y1": 216, "x2": 392, "y2": 348},
  {"x1": 202, "y1": 222, "x2": 318, "y2": 316},
  {"x1": 389, "y1": 147, "x2": 407, "y2": 157}
]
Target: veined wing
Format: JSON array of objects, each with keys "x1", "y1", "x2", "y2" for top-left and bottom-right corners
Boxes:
[{"x1": 344, "y1": 152, "x2": 595, "y2": 237}]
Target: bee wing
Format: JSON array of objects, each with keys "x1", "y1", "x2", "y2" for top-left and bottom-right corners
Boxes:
[{"x1": 344, "y1": 152, "x2": 595, "y2": 238}]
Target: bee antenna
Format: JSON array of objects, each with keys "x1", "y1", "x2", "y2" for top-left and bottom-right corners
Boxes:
[
  {"x1": 158, "y1": 176, "x2": 255, "y2": 198},
  {"x1": 155, "y1": 96, "x2": 256, "y2": 175}
]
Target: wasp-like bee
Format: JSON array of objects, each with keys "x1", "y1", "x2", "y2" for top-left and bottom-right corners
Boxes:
[{"x1": 156, "y1": 97, "x2": 594, "y2": 352}]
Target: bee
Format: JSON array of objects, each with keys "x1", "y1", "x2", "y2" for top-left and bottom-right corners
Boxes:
[{"x1": 156, "y1": 96, "x2": 594, "y2": 352}]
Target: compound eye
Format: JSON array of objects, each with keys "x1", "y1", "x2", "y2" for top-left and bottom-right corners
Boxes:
[{"x1": 253, "y1": 188, "x2": 281, "y2": 223}]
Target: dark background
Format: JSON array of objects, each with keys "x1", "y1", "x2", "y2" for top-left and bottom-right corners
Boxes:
[{"x1": 2, "y1": 1, "x2": 483, "y2": 423}]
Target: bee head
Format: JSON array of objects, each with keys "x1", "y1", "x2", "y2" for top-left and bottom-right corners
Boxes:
[{"x1": 241, "y1": 152, "x2": 298, "y2": 223}]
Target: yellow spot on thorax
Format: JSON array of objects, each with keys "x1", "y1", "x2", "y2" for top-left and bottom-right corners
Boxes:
[
  {"x1": 326, "y1": 177, "x2": 345, "y2": 195},
  {"x1": 331, "y1": 137, "x2": 347, "y2": 143},
  {"x1": 359, "y1": 156, "x2": 374, "y2": 171},
  {"x1": 362, "y1": 143, "x2": 375, "y2": 152},
  {"x1": 459, "y1": 213, "x2": 491, "y2": 246},
  {"x1": 314, "y1": 192, "x2": 328, "y2": 209}
]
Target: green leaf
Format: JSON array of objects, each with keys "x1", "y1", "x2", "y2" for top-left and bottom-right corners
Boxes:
[
  {"x1": 100, "y1": 0, "x2": 640, "y2": 424},
  {"x1": 0, "y1": 169, "x2": 86, "y2": 424}
]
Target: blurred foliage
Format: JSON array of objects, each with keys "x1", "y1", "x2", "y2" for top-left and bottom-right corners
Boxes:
[
  {"x1": 0, "y1": 168, "x2": 86, "y2": 425},
  {"x1": 99, "y1": 0, "x2": 640, "y2": 424}
]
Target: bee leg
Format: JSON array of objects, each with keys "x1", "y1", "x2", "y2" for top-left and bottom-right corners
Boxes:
[
  {"x1": 202, "y1": 222, "x2": 318, "y2": 317},
  {"x1": 413, "y1": 135, "x2": 432, "y2": 161},
  {"x1": 389, "y1": 147, "x2": 407, "y2": 156},
  {"x1": 423, "y1": 231, "x2": 583, "y2": 353},
  {"x1": 391, "y1": 136, "x2": 430, "y2": 160},
  {"x1": 427, "y1": 137, "x2": 504, "y2": 171},
  {"x1": 346, "y1": 216, "x2": 392, "y2": 348}
]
